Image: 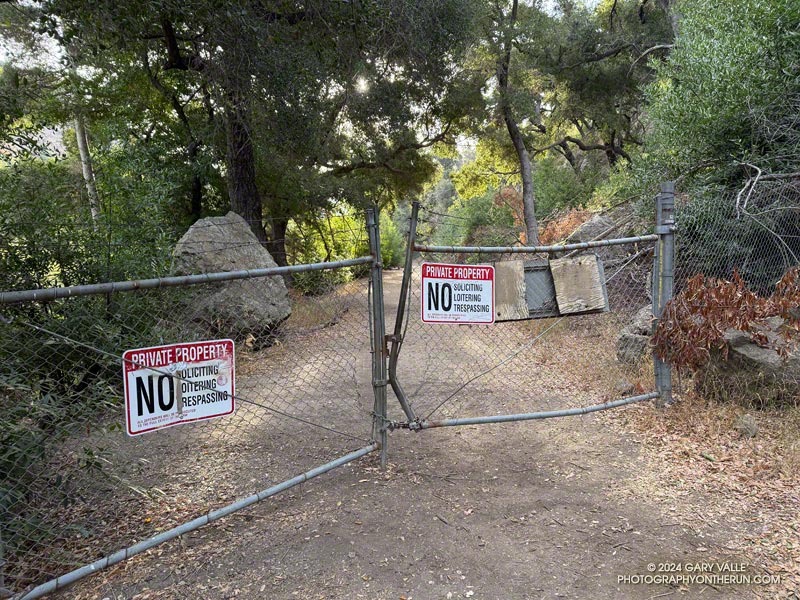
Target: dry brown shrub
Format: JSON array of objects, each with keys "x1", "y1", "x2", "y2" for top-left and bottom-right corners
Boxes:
[
  {"x1": 490, "y1": 187, "x2": 594, "y2": 246},
  {"x1": 538, "y1": 208, "x2": 592, "y2": 245},
  {"x1": 653, "y1": 268, "x2": 800, "y2": 372}
]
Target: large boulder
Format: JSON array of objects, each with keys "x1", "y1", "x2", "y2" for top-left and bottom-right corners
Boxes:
[
  {"x1": 567, "y1": 213, "x2": 616, "y2": 244},
  {"x1": 172, "y1": 212, "x2": 291, "y2": 345},
  {"x1": 566, "y1": 212, "x2": 630, "y2": 261},
  {"x1": 615, "y1": 305, "x2": 653, "y2": 364},
  {"x1": 697, "y1": 317, "x2": 800, "y2": 405}
]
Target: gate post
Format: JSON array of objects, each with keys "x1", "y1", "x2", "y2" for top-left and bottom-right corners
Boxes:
[
  {"x1": 653, "y1": 181, "x2": 676, "y2": 406},
  {"x1": 366, "y1": 207, "x2": 389, "y2": 467},
  {"x1": 386, "y1": 202, "x2": 419, "y2": 423}
]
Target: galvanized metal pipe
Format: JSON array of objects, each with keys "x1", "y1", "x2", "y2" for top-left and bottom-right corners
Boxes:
[
  {"x1": 653, "y1": 182, "x2": 676, "y2": 405},
  {"x1": 417, "y1": 393, "x2": 659, "y2": 429},
  {"x1": 14, "y1": 443, "x2": 378, "y2": 600},
  {"x1": 413, "y1": 235, "x2": 659, "y2": 255},
  {"x1": 387, "y1": 202, "x2": 419, "y2": 422},
  {"x1": 0, "y1": 257, "x2": 374, "y2": 304},
  {"x1": 366, "y1": 208, "x2": 389, "y2": 468}
]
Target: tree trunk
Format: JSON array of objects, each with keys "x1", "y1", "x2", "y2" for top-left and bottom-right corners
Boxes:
[
  {"x1": 557, "y1": 140, "x2": 578, "y2": 171},
  {"x1": 604, "y1": 132, "x2": 618, "y2": 167},
  {"x1": 190, "y1": 174, "x2": 203, "y2": 221},
  {"x1": 497, "y1": 0, "x2": 539, "y2": 245},
  {"x1": 267, "y1": 216, "x2": 289, "y2": 267},
  {"x1": 74, "y1": 115, "x2": 101, "y2": 228},
  {"x1": 225, "y1": 99, "x2": 268, "y2": 244},
  {"x1": 187, "y1": 139, "x2": 203, "y2": 220},
  {"x1": 658, "y1": 0, "x2": 680, "y2": 37}
]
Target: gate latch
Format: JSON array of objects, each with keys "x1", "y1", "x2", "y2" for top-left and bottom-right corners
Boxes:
[{"x1": 384, "y1": 334, "x2": 401, "y2": 354}]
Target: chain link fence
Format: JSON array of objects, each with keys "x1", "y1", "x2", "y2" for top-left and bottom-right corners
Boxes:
[
  {"x1": 387, "y1": 201, "x2": 665, "y2": 427},
  {"x1": 675, "y1": 180, "x2": 800, "y2": 292},
  {"x1": 4, "y1": 180, "x2": 795, "y2": 597},
  {"x1": 0, "y1": 214, "x2": 383, "y2": 598},
  {"x1": 663, "y1": 180, "x2": 800, "y2": 406}
]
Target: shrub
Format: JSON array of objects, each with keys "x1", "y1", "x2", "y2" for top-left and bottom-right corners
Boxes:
[{"x1": 654, "y1": 268, "x2": 800, "y2": 372}]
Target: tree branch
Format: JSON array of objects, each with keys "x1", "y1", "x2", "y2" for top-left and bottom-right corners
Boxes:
[
  {"x1": 142, "y1": 50, "x2": 195, "y2": 138},
  {"x1": 533, "y1": 135, "x2": 630, "y2": 164},
  {"x1": 255, "y1": 5, "x2": 308, "y2": 25},
  {"x1": 609, "y1": 0, "x2": 619, "y2": 30},
  {"x1": 627, "y1": 43, "x2": 673, "y2": 75},
  {"x1": 558, "y1": 43, "x2": 633, "y2": 71},
  {"x1": 325, "y1": 122, "x2": 454, "y2": 176},
  {"x1": 759, "y1": 172, "x2": 800, "y2": 181},
  {"x1": 159, "y1": 16, "x2": 206, "y2": 72}
]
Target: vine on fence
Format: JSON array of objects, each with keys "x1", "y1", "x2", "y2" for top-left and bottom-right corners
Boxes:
[{"x1": 653, "y1": 267, "x2": 800, "y2": 372}]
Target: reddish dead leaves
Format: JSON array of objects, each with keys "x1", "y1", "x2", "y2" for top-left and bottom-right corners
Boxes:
[{"x1": 653, "y1": 267, "x2": 800, "y2": 371}]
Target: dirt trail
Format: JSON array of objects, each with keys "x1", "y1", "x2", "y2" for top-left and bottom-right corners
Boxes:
[{"x1": 68, "y1": 271, "x2": 746, "y2": 600}]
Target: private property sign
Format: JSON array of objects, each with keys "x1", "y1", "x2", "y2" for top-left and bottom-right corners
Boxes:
[
  {"x1": 421, "y1": 262, "x2": 495, "y2": 324},
  {"x1": 122, "y1": 340, "x2": 235, "y2": 436}
]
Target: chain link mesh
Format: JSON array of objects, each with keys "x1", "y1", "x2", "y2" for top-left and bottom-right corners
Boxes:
[
  {"x1": 666, "y1": 181, "x2": 800, "y2": 406},
  {"x1": 0, "y1": 222, "x2": 376, "y2": 596},
  {"x1": 674, "y1": 181, "x2": 800, "y2": 292},
  {"x1": 392, "y1": 207, "x2": 657, "y2": 422},
  {"x1": 4, "y1": 182, "x2": 796, "y2": 595}
]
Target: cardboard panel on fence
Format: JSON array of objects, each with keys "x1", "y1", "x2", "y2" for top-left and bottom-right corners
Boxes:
[
  {"x1": 494, "y1": 256, "x2": 608, "y2": 322},
  {"x1": 494, "y1": 261, "x2": 528, "y2": 321},
  {"x1": 550, "y1": 255, "x2": 609, "y2": 315}
]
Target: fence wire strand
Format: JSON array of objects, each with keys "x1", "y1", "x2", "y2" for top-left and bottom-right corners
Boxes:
[{"x1": 10, "y1": 318, "x2": 370, "y2": 444}]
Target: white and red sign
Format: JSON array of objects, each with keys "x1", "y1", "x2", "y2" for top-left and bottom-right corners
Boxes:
[
  {"x1": 421, "y1": 262, "x2": 495, "y2": 324},
  {"x1": 122, "y1": 339, "x2": 235, "y2": 436}
]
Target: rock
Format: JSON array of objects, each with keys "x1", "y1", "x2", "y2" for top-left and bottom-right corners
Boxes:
[
  {"x1": 722, "y1": 318, "x2": 799, "y2": 374},
  {"x1": 616, "y1": 333, "x2": 650, "y2": 364},
  {"x1": 567, "y1": 213, "x2": 615, "y2": 244},
  {"x1": 615, "y1": 306, "x2": 653, "y2": 364},
  {"x1": 615, "y1": 380, "x2": 636, "y2": 396},
  {"x1": 733, "y1": 414, "x2": 758, "y2": 438},
  {"x1": 172, "y1": 212, "x2": 291, "y2": 346},
  {"x1": 697, "y1": 318, "x2": 800, "y2": 405},
  {"x1": 628, "y1": 305, "x2": 653, "y2": 336},
  {"x1": 565, "y1": 212, "x2": 630, "y2": 261}
]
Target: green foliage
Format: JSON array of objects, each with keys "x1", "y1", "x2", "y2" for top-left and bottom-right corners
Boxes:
[
  {"x1": 432, "y1": 189, "x2": 517, "y2": 248},
  {"x1": 449, "y1": 0, "x2": 673, "y2": 227},
  {"x1": 284, "y1": 207, "x2": 402, "y2": 294},
  {"x1": 380, "y1": 211, "x2": 405, "y2": 270},
  {"x1": 0, "y1": 155, "x2": 188, "y2": 572},
  {"x1": 675, "y1": 191, "x2": 800, "y2": 295},
  {"x1": 534, "y1": 0, "x2": 672, "y2": 145},
  {"x1": 605, "y1": 0, "x2": 800, "y2": 305},
  {"x1": 449, "y1": 138, "x2": 598, "y2": 236},
  {"x1": 0, "y1": 159, "x2": 93, "y2": 290},
  {"x1": 451, "y1": 137, "x2": 519, "y2": 201},
  {"x1": 643, "y1": 0, "x2": 800, "y2": 187},
  {"x1": 532, "y1": 155, "x2": 599, "y2": 217},
  {"x1": 0, "y1": 155, "x2": 181, "y2": 291}
]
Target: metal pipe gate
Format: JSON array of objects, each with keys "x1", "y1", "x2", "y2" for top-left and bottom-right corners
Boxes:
[{"x1": 386, "y1": 183, "x2": 676, "y2": 431}]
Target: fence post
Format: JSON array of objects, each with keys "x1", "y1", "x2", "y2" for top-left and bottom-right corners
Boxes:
[
  {"x1": 366, "y1": 207, "x2": 389, "y2": 467},
  {"x1": 653, "y1": 181, "x2": 676, "y2": 406}
]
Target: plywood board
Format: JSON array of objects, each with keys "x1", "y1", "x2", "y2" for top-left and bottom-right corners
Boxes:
[
  {"x1": 550, "y1": 255, "x2": 609, "y2": 315},
  {"x1": 494, "y1": 260, "x2": 529, "y2": 322}
]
